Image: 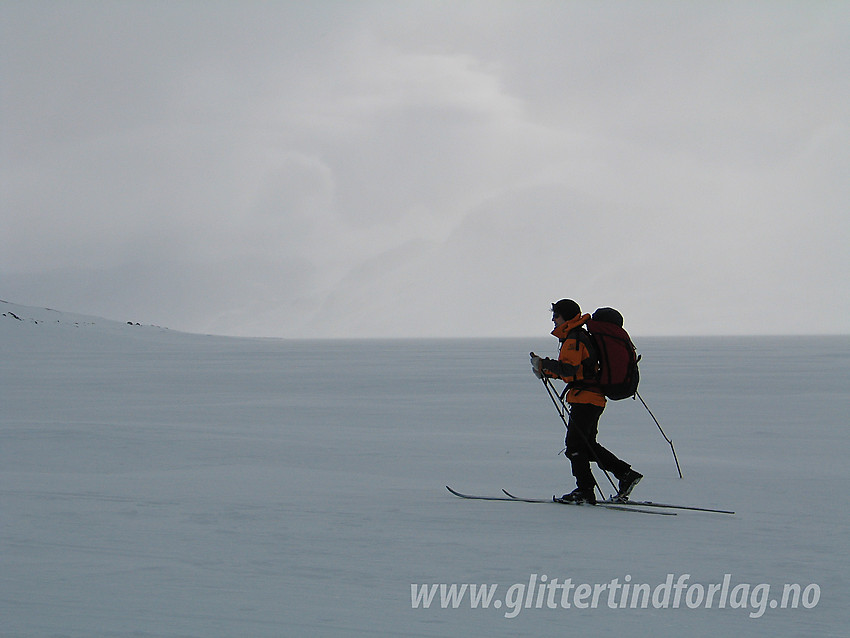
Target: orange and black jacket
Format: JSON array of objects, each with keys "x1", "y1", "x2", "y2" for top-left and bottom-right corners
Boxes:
[{"x1": 539, "y1": 313, "x2": 606, "y2": 407}]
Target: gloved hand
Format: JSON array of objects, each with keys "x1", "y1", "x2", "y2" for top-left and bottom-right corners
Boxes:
[{"x1": 529, "y1": 352, "x2": 544, "y2": 379}]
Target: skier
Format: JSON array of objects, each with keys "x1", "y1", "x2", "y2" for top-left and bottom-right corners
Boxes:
[{"x1": 530, "y1": 299, "x2": 642, "y2": 504}]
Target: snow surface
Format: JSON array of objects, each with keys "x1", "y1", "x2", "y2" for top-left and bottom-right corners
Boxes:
[{"x1": 1, "y1": 300, "x2": 848, "y2": 637}]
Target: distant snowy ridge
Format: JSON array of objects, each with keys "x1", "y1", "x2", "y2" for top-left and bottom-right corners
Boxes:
[
  {"x1": 0, "y1": 299, "x2": 178, "y2": 346},
  {"x1": 0, "y1": 299, "x2": 164, "y2": 330}
]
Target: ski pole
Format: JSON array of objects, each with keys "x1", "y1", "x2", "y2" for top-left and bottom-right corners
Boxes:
[
  {"x1": 635, "y1": 390, "x2": 683, "y2": 479},
  {"x1": 540, "y1": 376, "x2": 617, "y2": 500}
]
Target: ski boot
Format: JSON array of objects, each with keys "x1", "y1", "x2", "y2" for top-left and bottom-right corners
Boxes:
[
  {"x1": 556, "y1": 487, "x2": 597, "y2": 505},
  {"x1": 614, "y1": 470, "x2": 643, "y2": 502}
]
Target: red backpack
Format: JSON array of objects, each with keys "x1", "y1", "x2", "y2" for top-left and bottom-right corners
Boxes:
[{"x1": 585, "y1": 308, "x2": 640, "y2": 400}]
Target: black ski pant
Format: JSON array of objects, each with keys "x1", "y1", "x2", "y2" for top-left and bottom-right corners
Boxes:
[{"x1": 565, "y1": 403, "x2": 631, "y2": 492}]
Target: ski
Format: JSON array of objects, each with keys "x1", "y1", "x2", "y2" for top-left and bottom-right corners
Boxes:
[
  {"x1": 445, "y1": 486, "x2": 543, "y2": 502},
  {"x1": 445, "y1": 486, "x2": 675, "y2": 515},
  {"x1": 500, "y1": 489, "x2": 676, "y2": 516},
  {"x1": 603, "y1": 497, "x2": 735, "y2": 515}
]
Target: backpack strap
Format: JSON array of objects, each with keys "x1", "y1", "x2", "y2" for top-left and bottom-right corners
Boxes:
[{"x1": 569, "y1": 328, "x2": 601, "y2": 385}]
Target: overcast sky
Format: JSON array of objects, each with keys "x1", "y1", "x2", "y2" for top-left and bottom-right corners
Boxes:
[{"x1": 2, "y1": 1, "x2": 848, "y2": 338}]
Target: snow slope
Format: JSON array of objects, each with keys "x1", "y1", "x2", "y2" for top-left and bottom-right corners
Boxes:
[{"x1": 1, "y1": 300, "x2": 848, "y2": 637}]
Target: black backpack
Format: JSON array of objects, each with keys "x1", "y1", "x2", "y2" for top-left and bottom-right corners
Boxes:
[{"x1": 585, "y1": 308, "x2": 640, "y2": 400}]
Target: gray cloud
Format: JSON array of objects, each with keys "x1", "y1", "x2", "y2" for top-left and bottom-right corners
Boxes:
[{"x1": 2, "y1": 1, "x2": 848, "y2": 337}]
